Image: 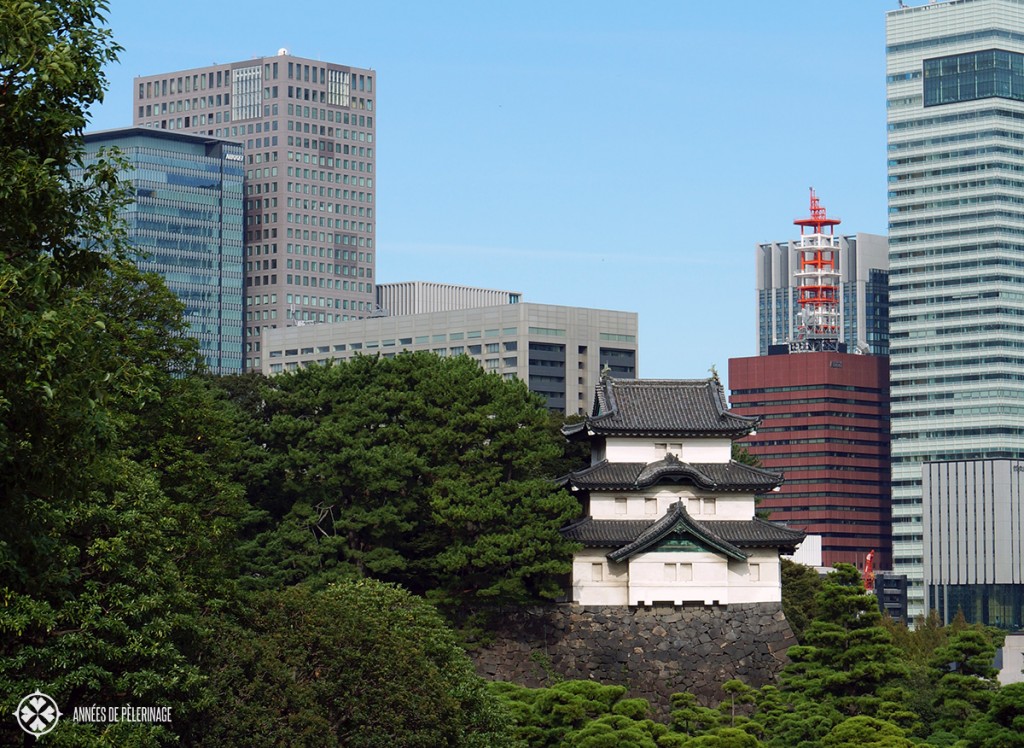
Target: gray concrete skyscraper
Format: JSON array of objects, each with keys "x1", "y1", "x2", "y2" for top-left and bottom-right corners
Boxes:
[
  {"x1": 887, "y1": 0, "x2": 1024, "y2": 620},
  {"x1": 133, "y1": 51, "x2": 376, "y2": 371}
]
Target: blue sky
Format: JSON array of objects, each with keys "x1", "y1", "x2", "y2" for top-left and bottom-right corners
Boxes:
[{"x1": 90, "y1": 0, "x2": 895, "y2": 385}]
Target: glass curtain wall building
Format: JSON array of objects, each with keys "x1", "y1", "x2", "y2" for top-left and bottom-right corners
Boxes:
[
  {"x1": 886, "y1": 0, "x2": 1024, "y2": 618},
  {"x1": 82, "y1": 128, "x2": 245, "y2": 374}
]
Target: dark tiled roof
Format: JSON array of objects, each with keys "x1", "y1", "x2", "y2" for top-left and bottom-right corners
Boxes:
[
  {"x1": 560, "y1": 517, "x2": 651, "y2": 547},
  {"x1": 607, "y1": 502, "x2": 748, "y2": 562},
  {"x1": 562, "y1": 457, "x2": 783, "y2": 492},
  {"x1": 563, "y1": 377, "x2": 759, "y2": 438},
  {"x1": 700, "y1": 519, "x2": 806, "y2": 552},
  {"x1": 560, "y1": 509, "x2": 806, "y2": 556}
]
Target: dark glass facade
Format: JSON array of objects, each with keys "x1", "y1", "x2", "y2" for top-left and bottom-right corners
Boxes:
[
  {"x1": 928, "y1": 583, "x2": 1023, "y2": 630},
  {"x1": 83, "y1": 129, "x2": 245, "y2": 374},
  {"x1": 864, "y1": 269, "x2": 890, "y2": 357},
  {"x1": 924, "y1": 48, "x2": 1024, "y2": 107},
  {"x1": 528, "y1": 341, "x2": 566, "y2": 412}
]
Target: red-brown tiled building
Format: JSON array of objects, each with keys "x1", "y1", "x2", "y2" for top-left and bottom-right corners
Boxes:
[{"x1": 728, "y1": 351, "x2": 892, "y2": 570}]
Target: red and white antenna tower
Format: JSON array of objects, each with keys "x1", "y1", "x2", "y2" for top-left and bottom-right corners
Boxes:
[{"x1": 791, "y1": 188, "x2": 842, "y2": 351}]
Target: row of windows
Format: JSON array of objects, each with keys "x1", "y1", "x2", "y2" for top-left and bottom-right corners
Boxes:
[
  {"x1": 766, "y1": 493, "x2": 890, "y2": 504},
  {"x1": 887, "y1": 29, "x2": 1024, "y2": 56},
  {"x1": 894, "y1": 371, "x2": 1024, "y2": 389},
  {"x1": 285, "y1": 150, "x2": 373, "y2": 173},
  {"x1": 785, "y1": 477, "x2": 889, "y2": 487},
  {"x1": 286, "y1": 85, "x2": 371, "y2": 112},
  {"x1": 284, "y1": 227, "x2": 372, "y2": 248},
  {"x1": 891, "y1": 338, "x2": 1024, "y2": 358},
  {"x1": 888, "y1": 187, "x2": 1024, "y2": 214},
  {"x1": 887, "y1": 127, "x2": 1024, "y2": 155},
  {"x1": 894, "y1": 387, "x2": 1024, "y2": 403},
  {"x1": 139, "y1": 67, "x2": 240, "y2": 99},
  {"x1": 897, "y1": 405, "x2": 1024, "y2": 419},
  {"x1": 890, "y1": 208, "x2": 1024, "y2": 235},
  {"x1": 286, "y1": 62, "x2": 371, "y2": 92},
  {"x1": 285, "y1": 135, "x2": 372, "y2": 161},
  {"x1": 756, "y1": 424, "x2": 889, "y2": 434},
  {"x1": 139, "y1": 91, "x2": 240, "y2": 118},
  {"x1": 285, "y1": 166, "x2": 373, "y2": 191},
  {"x1": 271, "y1": 337, "x2": 516, "y2": 357},
  {"x1": 892, "y1": 268, "x2": 1024, "y2": 291},
  {"x1": 890, "y1": 259, "x2": 1024, "y2": 281},
  {"x1": 890, "y1": 177, "x2": 1024, "y2": 202},
  {"x1": 286, "y1": 180, "x2": 373, "y2": 201},
  {"x1": 286, "y1": 245, "x2": 371, "y2": 262},
  {"x1": 286, "y1": 103, "x2": 371, "y2": 128},
  {"x1": 735, "y1": 396, "x2": 886, "y2": 408},
  {"x1": 285, "y1": 275, "x2": 371, "y2": 293},
  {"x1": 891, "y1": 352, "x2": 1024, "y2": 372},
  {"x1": 283, "y1": 259, "x2": 370, "y2": 278},
  {"x1": 749, "y1": 436, "x2": 886, "y2": 447},
  {"x1": 284, "y1": 132, "x2": 372, "y2": 156},
  {"x1": 891, "y1": 240, "x2": 1024, "y2": 262},
  {"x1": 758, "y1": 452, "x2": 888, "y2": 464}
]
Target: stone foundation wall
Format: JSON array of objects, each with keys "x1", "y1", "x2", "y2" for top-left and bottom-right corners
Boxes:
[{"x1": 472, "y1": 602, "x2": 796, "y2": 711}]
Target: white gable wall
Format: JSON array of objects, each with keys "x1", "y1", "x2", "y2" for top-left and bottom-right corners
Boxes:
[
  {"x1": 572, "y1": 551, "x2": 629, "y2": 606},
  {"x1": 588, "y1": 489, "x2": 756, "y2": 521},
  {"x1": 604, "y1": 437, "x2": 733, "y2": 464},
  {"x1": 572, "y1": 548, "x2": 783, "y2": 607}
]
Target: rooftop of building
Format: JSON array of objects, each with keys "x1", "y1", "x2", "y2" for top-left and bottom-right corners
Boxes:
[
  {"x1": 84, "y1": 126, "x2": 242, "y2": 147},
  {"x1": 564, "y1": 376, "x2": 759, "y2": 439}
]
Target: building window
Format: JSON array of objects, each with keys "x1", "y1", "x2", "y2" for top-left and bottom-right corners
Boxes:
[{"x1": 924, "y1": 49, "x2": 1024, "y2": 107}]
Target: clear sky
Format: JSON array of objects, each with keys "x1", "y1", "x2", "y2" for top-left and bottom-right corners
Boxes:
[{"x1": 89, "y1": 0, "x2": 896, "y2": 386}]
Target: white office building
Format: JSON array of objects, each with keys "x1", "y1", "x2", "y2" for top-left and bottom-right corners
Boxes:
[
  {"x1": 923, "y1": 460, "x2": 1024, "y2": 629},
  {"x1": 261, "y1": 300, "x2": 638, "y2": 415},
  {"x1": 887, "y1": 0, "x2": 1024, "y2": 617}
]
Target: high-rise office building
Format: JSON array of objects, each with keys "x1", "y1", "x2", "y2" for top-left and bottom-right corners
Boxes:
[
  {"x1": 756, "y1": 233, "x2": 889, "y2": 356},
  {"x1": 887, "y1": 0, "x2": 1024, "y2": 618},
  {"x1": 133, "y1": 51, "x2": 376, "y2": 371},
  {"x1": 81, "y1": 127, "x2": 245, "y2": 374}
]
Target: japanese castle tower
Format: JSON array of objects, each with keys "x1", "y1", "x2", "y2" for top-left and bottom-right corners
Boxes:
[{"x1": 559, "y1": 376, "x2": 804, "y2": 607}]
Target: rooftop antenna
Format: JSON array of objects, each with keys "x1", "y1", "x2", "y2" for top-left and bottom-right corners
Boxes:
[{"x1": 789, "y1": 188, "x2": 842, "y2": 352}]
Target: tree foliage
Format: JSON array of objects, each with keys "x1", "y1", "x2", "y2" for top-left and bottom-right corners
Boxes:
[
  {"x1": 780, "y1": 564, "x2": 910, "y2": 717},
  {"x1": 779, "y1": 558, "x2": 822, "y2": 642},
  {"x1": 492, "y1": 680, "x2": 677, "y2": 748},
  {"x1": 0, "y1": 3, "x2": 248, "y2": 743},
  {"x1": 218, "y1": 353, "x2": 582, "y2": 629},
  {"x1": 192, "y1": 580, "x2": 514, "y2": 748}
]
